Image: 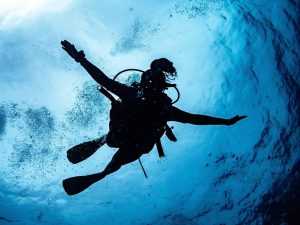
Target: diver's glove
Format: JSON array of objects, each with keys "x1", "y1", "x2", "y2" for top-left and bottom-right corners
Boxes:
[
  {"x1": 61, "y1": 40, "x2": 85, "y2": 63},
  {"x1": 227, "y1": 115, "x2": 247, "y2": 126}
]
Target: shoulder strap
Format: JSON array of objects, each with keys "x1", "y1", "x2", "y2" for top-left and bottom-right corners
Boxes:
[{"x1": 156, "y1": 139, "x2": 165, "y2": 158}]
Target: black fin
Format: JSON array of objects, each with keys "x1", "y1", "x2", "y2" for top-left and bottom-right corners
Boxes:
[
  {"x1": 62, "y1": 173, "x2": 106, "y2": 195},
  {"x1": 67, "y1": 135, "x2": 107, "y2": 164}
]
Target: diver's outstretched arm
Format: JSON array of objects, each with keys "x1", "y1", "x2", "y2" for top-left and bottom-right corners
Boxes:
[
  {"x1": 168, "y1": 106, "x2": 246, "y2": 125},
  {"x1": 61, "y1": 40, "x2": 129, "y2": 97}
]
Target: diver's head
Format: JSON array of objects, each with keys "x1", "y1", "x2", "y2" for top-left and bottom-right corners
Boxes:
[
  {"x1": 140, "y1": 70, "x2": 166, "y2": 94},
  {"x1": 140, "y1": 58, "x2": 177, "y2": 96},
  {"x1": 150, "y1": 58, "x2": 177, "y2": 77}
]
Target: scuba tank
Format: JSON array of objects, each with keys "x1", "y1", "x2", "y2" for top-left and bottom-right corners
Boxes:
[{"x1": 99, "y1": 68, "x2": 179, "y2": 157}]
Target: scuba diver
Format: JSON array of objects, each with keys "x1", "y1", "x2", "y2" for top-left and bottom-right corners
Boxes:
[{"x1": 61, "y1": 40, "x2": 246, "y2": 195}]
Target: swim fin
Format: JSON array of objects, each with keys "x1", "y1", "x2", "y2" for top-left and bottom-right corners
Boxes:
[
  {"x1": 67, "y1": 135, "x2": 107, "y2": 164},
  {"x1": 63, "y1": 172, "x2": 106, "y2": 195}
]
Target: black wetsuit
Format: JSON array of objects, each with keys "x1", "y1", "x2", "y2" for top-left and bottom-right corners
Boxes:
[{"x1": 79, "y1": 58, "x2": 230, "y2": 176}]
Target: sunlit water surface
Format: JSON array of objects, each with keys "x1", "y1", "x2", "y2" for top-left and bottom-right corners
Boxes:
[{"x1": 0, "y1": 1, "x2": 299, "y2": 224}]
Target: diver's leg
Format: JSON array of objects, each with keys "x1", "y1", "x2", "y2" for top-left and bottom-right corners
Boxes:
[
  {"x1": 62, "y1": 147, "x2": 142, "y2": 195},
  {"x1": 102, "y1": 147, "x2": 142, "y2": 176}
]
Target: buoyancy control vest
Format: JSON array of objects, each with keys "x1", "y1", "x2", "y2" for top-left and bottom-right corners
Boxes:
[{"x1": 99, "y1": 85, "x2": 176, "y2": 157}]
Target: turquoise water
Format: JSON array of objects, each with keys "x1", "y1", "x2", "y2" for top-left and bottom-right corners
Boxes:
[{"x1": 0, "y1": 1, "x2": 299, "y2": 224}]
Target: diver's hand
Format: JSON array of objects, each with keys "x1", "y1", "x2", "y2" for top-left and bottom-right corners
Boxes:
[
  {"x1": 61, "y1": 40, "x2": 85, "y2": 63},
  {"x1": 227, "y1": 115, "x2": 247, "y2": 126}
]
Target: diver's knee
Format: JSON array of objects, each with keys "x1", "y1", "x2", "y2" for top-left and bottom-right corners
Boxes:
[{"x1": 103, "y1": 164, "x2": 121, "y2": 175}]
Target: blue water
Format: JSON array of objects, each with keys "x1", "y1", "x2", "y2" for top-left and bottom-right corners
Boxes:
[{"x1": 0, "y1": 1, "x2": 299, "y2": 224}]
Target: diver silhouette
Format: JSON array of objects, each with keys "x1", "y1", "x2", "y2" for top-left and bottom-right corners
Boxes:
[{"x1": 61, "y1": 40, "x2": 246, "y2": 195}]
